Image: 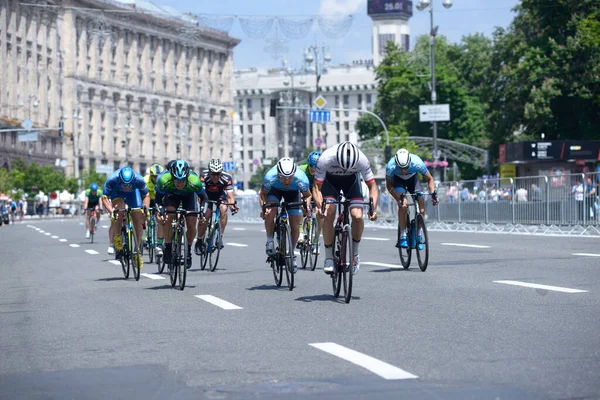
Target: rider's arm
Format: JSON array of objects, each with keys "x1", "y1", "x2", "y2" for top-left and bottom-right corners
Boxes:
[
  {"x1": 313, "y1": 181, "x2": 324, "y2": 210},
  {"x1": 83, "y1": 197, "x2": 89, "y2": 210},
  {"x1": 141, "y1": 193, "x2": 150, "y2": 210},
  {"x1": 423, "y1": 171, "x2": 436, "y2": 194},
  {"x1": 101, "y1": 196, "x2": 112, "y2": 214},
  {"x1": 366, "y1": 179, "x2": 379, "y2": 211},
  {"x1": 386, "y1": 177, "x2": 400, "y2": 201},
  {"x1": 259, "y1": 187, "x2": 268, "y2": 209}
]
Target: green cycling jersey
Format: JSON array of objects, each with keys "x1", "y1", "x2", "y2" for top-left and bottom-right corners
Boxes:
[
  {"x1": 298, "y1": 163, "x2": 314, "y2": 189},
  {"x1": 85, "y1": 189, "x2": 103, "y2": 202},
  {"x1": 156, "y1": 171, "x2": 205, "y2": 196}
]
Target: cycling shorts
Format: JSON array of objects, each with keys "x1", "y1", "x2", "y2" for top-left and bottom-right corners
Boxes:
[
  {"x1": 266, "y1": 188, "x2": 302, "y2": 217},
  {"x1": 162, "y1": 193, "x2": 198, "y2": 212},
  {"x1": 321, "y1": 173, "x2": 364, "y2": 209},
  {"x1": 110, "y1": 189, "x2": 143, "y2": 209},
  {"x1": 393, "y1": 175, "x2": 424, "y2": 198}
]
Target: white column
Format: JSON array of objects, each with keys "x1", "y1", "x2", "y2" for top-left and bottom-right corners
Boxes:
[
  {"x1": 76, "y1": 18, "x2": 88, "y2": 76},
  {"x1": 0, "y1": 1, "x2": 9, "y2": 117},
  {"x1": 115, "y1": 29, "x2": 125, "y2": 85}
]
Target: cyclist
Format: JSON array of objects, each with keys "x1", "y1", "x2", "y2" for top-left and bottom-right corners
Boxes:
[
  {"x1": 144, "y1": 163, "x2": 165, "y2": 256},
  {"x1": 385, "y1": 148, "x2": 438, "y2": 249},
  {"x1": 101, "y1": 167, "x2": 150, "y2": 271},
  {"x1": 195, "y1": 159, "x2": 239, "y2": 255},
  {"x1": 297, "y1": 151, "x2": 322, "y2": 251},
  {"x1": 83, "y1": 183, "x2": 103, "y2": 239},
  {"x1": 259, "y1": 157, "x2": 311, "y2": 273},
  {"x1": 155, "y1": 160, "x2": 208, "y2": 269},
  {"x1": 9, "y1": 199, "x2": 17, "y2": 224},
  {"x1": 313, "y1": 141, "x2": 379, "y2": 275}
]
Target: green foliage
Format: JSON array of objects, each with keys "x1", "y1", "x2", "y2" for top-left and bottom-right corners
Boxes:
[
  {"x1": 0, "y1": 168, "x2": 11, "y2": 194},
  {"x1": 1, "y1": 159, "x2": 77, "y2": 197},
  {"x1": 248, "y1": 164, "x2": 272, "y2": 191},
  {"x1": 80, "y1": 169, "x2": 108, "y2": 191}
]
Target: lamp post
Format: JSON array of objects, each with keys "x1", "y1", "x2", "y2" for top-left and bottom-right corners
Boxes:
[
  {"x1": 416, "y1": 0, "x2": 453, "y2": 181},
  {"x1": 280, "y1": 61, "x2": 306, "y2": 159},
  {"x1": 18, "y1": 94, "x2": 39, "y2": 164},
  {"x1": 117, "y1": 119, "x2": 134, "y2": 166},
  {"x1": 67, "y1": 108, "x2": 83, "y2": 178},
  {"x1": 304, "y1": 44, "x2": 331, "y2": 150}
]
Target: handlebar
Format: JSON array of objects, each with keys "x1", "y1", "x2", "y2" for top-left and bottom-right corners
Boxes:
[
  {"x1": 263, "y1": 201, "x2": 306, "y2": 214},
  {"x1": 321, "y1": 191, "x2": 374, "y2": 216}
]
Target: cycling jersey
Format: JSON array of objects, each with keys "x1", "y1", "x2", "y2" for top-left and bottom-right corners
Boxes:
[
  {"x1": 200, "y1": 171, "x2": 234, "y2": 193},
  {"x1": 155, "y1": 171, "x2": 206, "y2": 211},
  {"x1": 144, "y1": 175, "x2": 157, "y2": 200},
  {"x1": 385, "y1": 154, "x2": 429, "y2": 180},
  {"x1": 262, "y1": 166, "x2": 310, "y2": 194},
  {"x1": 314, "y1": 146, "x2": 375, "y2": 184},
  {"x1": 298, "y1": 163, "x2": 315, "y2": 189},
  {"x1": 85, "y1": 189, "x2": 103, "y2": 202},
  {"x1": 103, "y1": 169, "x2": 148, "y2": 209}
]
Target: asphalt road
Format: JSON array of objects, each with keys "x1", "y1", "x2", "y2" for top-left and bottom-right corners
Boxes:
[{"x1": 1, "y1": 218, "x2": 599, "y2": 400}]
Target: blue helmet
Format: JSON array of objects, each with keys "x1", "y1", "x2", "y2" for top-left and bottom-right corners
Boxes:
[
  {"x1": 307, "y1": 151, "x2": 321, "y2": 168},
  {"x1": 118, "y1": 166, "x2": 135, "y2": 186},
  {"x1": 90, "y1": 183, "x2": 98, "y2": 192},
  {"x1": 170, "y1": 160, "x2": 190, "y2": 180}
]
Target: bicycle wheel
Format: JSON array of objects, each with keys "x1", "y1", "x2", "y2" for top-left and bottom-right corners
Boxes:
[
  {"x1": 148, "y1": 220, "x2": 155, "y2": 264},
  {"x1": 342, "y1": 227, "x2": 354, "y2": 304},
  {"x1": 272, "y1": 227, "x2": 283, "y2": 287},
  {"x1": 200, "y1": 227, "x2": 210, "y2": 271},
  {"x1": 209, "y1": 223, "x2": 221, "y2": 272},
  {"x1": 416, "y1": 214, "x2": 429, "y2": 271},
  {"x1": 282, "y1": 223, "x2": 294, "y2": 291},
  {"x1": 132, "y1": 226, "x2": 141, "y2": 282},
  {"x1": 120, "y1": 225, "x2": 130, "y2": 279},
  {"x1": 398, "y1": 213, "x2": 412, "y2": 269},
  {"x1": 90, "y1": 216, "x2": 95, "y2": 244},
  {"x1": 179, "y1": 232, "x2": 187, "y2": 290},
  {"x1": 158, "y1": 254, "x2": 166, "y2": 274},
  {"x1": 332, "y1": 230, "x2": 342, "y2": 297},
  {"x1": 309, "y1": 215, "x2": 319, "y2": 271},
  {"x1": 170, "y1": 230, "x2": 179, "y2": 288},
  {"x1": 300, "y1": 219, "x2": 309, "y2": 269}
]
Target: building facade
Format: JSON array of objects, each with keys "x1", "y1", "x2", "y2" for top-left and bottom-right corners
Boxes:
[
  {"x1": 0, "y1": 0, "x2": 239, "y2": 176},
  {"x1": 233, "y1": 62, "x2": 378, "y2": 189}
]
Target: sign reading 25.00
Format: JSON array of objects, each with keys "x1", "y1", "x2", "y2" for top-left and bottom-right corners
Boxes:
[{"x1": 367, "y1": 0, "x2": 413, "y2": 17}]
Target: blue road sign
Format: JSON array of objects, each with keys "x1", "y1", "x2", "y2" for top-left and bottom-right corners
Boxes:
[
  {"x1": 223, "y1": 161, "x2": 235, "y2": 171},
  {"x1": 309, "y1": 110, "x2": 331, "y2": 123}
]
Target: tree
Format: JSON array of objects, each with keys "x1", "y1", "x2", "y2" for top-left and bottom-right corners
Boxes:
[
  {"x1": 0, "y1": 168, "x2": 10, "y2": 194},
  {"x1": 248, "y1": 164, "x2": 272, "y2": 191},
  {"x1": 80, "y1": 169, "x2": 108, "y2": 191}
]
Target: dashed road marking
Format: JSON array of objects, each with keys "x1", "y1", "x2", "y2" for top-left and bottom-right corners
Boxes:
[
  {"x1": 108, "y1": 260, "x2": 121, "y2": 266},
  {"x1": 44, "y1": 232, "x2": 51, "y2": 236},
  {"x1": 69, "y1": 244, "x2": 80, "y2": 248},
  {"x1": 85, "y1": 249, "x2": 99, "y2": 255},
  {"x1": 227, "y1": 243, "x2": 248, "y2": 247},
  {"x1": 39, "y1": 230, "x2": 45, "y2": 233},
  {"x1": 59, "y1": 239, "x2": 68, "y2": 242},
  {"x1": 140, "y1": 273, "x2": 166, "y2": 280},
  {"x1": 51, "y1": 235, "x2": 59, "y2": 239},
  {"x1": 233, "y1": 227, "x2": 246, "y2": 231},
  {"x1": 102, "y1": 225, "x2": 109, "y2": 228},
  {"x1": 362, "y1": 261, "x2": 402, "y2": 269},
  {"x1": 309, "y1": 342, "x2": 418, "y2": 380},
  {"x1": 572, "y1": 253, "x2": 600, "y2": 257},
  {"x1": 442, "y1": 243, "x2": 490, "y2": 249},
  {"x1": 194, "y1": 295, "x2": 243, "y2": 310},
  {"x1": 494, "y1": 280, "x2": 588, "y2": 293},
  {"x1": 363, "y1": 237, "x2": 390, "y2": 241}
]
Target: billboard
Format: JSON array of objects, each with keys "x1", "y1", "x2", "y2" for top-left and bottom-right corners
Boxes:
[
  {"x1": 368, "y1": 0, "x2": 413, "y2": 18},
  {"x1": 502, "y1": 140, "x2": 600, "y2": 163}
]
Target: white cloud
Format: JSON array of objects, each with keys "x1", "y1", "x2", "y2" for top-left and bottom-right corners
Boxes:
[{"x1": 319, "y1": 0, "x2": 366, "y2": 15}]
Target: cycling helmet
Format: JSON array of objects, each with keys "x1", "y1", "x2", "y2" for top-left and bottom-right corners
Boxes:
[
  {"x1": 208, "y1": 159, "x2": 223, "y2": 173},
  {"x1": 170, "y1": 160, "x2": 190, "y2": 180},
  {"x1": 276, "y1": 157, "x2": 296, "y2": 178},
  {"x1": 336, "y1": 141, "x2": 359, "y2": 170},
  {"x1": 395, "y1": 148, "x2": 411, "y2": 169},
  {"x1": 118, "y1": 167, "x2": 135, "y2": 186},
  {"x1": 307, "y1": 151, "x2": 321, "y2": 168},
  {"x1": 166, "y1": 159, "x2": 177, "y2": 171},
  {"x1": 90, "y1": 183, "x2": 98, "y2": 192},
  {"x1": 149, "y1": 163, "x2": 164, "y2": 176}
]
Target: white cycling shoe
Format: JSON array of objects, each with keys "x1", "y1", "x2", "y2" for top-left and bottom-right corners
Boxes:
[
  {"x1": 107, "y1": 245, "x2": 115, "y2": 255},
  {"x1": 85, "y1": 231, "x2": 90, "y2": 239},
  {"x1": 323, "y1": 258, "x2": 334, "y2": 274},
  {"x1": 352, "y1": 254, "x2": 360, "y2": 275},
  {"x1": 265, "y1": 240, "x2": 276, "y2": 257}
]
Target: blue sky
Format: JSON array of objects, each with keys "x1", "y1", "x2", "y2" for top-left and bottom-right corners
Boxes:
[{"x1": 150, "y1": 0, "x2": 519, "y2": 69}]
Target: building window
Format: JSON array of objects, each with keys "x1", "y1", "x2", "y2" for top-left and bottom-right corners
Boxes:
[
  {"x1": 261, "y1": 136, "x2": 266, "y2": 146},
  {"x1": 344, "y1": 121, "x2": 349, "y2": 131},
  {"x1": 240, "y1": 125, "x2": 244, "y2": 134},
  {"x1": 248, "y1": 125, "x2": 253, "y2": 134},
  {"x1": 261, "y1": 124, "x2": 265, "y2": 134},
  {"x1": 366, "y1": 93, "x2": 372, "y2": 104},
  {"x1": 261, "y1": 110, "x2": 265, "y2": 120},
  {"x1": 260, "y1": 98, "x2": 265, "y2": 108},
  {"x1": 336, "y1": 122, "x2": 340, "y2": 132},
  {"x1": 248, "y1": 137, "x2": 253, "y2": 147},
  {"x1": 401, "y1": 34, "x2": 410, "y2": 52},
  {"x1": 335, "y1": 95, "x2": 339, "y2": 106},
  {"x1": 378, "y1": 33, "x2": 396, "y2": 56},
  {"x1": 358, "y1": 94, "x2": 362, "y2": 107},
  {"x1": 343, "y1": 94, "x2": 349, "y2": 107},
  {"x1": 246, "y1": 98, "x2": 252, "y2": 109},
  {"x1": 248, "y1": 110, "x2": 253, "y2": 120}
]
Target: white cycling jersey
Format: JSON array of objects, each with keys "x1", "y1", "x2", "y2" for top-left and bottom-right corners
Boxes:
[{"x1": 314, "y1": 145, "x2": 375, "y2": 184}]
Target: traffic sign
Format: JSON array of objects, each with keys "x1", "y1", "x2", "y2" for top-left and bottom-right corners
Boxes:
[
  {"x1": 313, "y1": 95, "x2": 327, "y2": 109},
  {"x1": 60, "y1": 160, "x2": 68, "y2": 168},
  {"x1": 21, "y1": 119, "x2": 33, "y2": 130},
  {"x1": 314, "y1": 137, "x2": 324, "y2": 147},
  {"x1": 309, "y1": 110, "x2": 331, "y2": 123},
  {"x1": 419, "y1": 104, "x2": 450, "y2": 122},
  {"x1": 223, "y1": 161, "x2": 235, "y2": 171},
  {"x1": 18, "y1": 131, "x2": 38, "y2": 142}
]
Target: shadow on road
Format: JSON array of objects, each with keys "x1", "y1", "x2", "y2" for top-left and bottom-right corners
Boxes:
[
  {"x1": 95, "y1": 277, "x2": 126, "y2": 282},
  {"x1": 295, "y1": 294, "x2": 361, "y2": 303},
  {"x1": 145, "y1": 285, "x2": 197, "y2": 290},
  {"x1": 246, "y1": 284, "x2": 287, "y2": 291}
]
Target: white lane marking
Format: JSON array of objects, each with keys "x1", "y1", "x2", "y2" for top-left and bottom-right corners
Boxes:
[
  {"x1": 79, "y1": 222, "x2": 84, "y2": 225},
  {"x1": 69, "y1": 244, "x2": 80, "y2": 248},
  {"x1": 362, "y1": 261, "x2": 402, "y2": 269},
  {"x1": 140, "y1": 273, "x2": 165, "y2": 280},
  {"x1": 51, "y1": 235, "x2": 59, "y2": 239},
  {"x1": 233, "y1": 227, "x2": 246, "y2": 231},
  {"x1": 44, "y1": 232, "x2": 51, "y2": 236},
  {"x1": 309, "y1": 342, "x2": 418, "y2": 380},
  {"x1": 572, "y1": 253, "x2": 600, "y2": 257},
  {"x1": 102, "y1": 225, "x2": 109, "y2": 228},
  {"x1": 108, "y1": 260, "x2": 121, "y2": 266},
  {"x1": 85, "y1": 249, "x2": 99, "y2": 255},
  {"x1": 294, "y1": 250, "x2": 301, "y2": 256},
  {"x1": 59, "y1": 239, "x2": 68, "y2": 242},
  {"x1": 494, "y1": 280, "x2": 588, "y2": 293},
  {"x1": 39, "y1": 230, "x2": 45, "y2": 233},
  {"x1": 442, "y1": 243, "x2": 490, "y2": 249},
  {"x1": 194, "y1": 295, "x2": 243, "y2": 310},
  {"x1": 27, "y1": 225, "x2": 35, "y2": 228},
  {"x1": 261, "y1": 229, "x2": 266, "y2": 232},
  {"x1": 227, "y1": 243, "x2": 248, "y2": 247},
  {"x1": 362, "y1": 237, "x2": 390, "y2": 241}
]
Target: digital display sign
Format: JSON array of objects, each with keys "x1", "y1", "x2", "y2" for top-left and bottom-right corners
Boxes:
[
  {"x1": 368, "y1": 0, "x2": 413, "y2": 18},
  {"x1": 502, "y1": 140, "x2": 600, "y2": 163}
]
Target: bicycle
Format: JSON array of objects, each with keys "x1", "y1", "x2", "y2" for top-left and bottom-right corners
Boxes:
[
  {"x1": 264, "y1": 200, "x2": 306, "y2": 291},
  {"x1": 199, "y1": 199, "x2": 238, "y2": 272},
  {"x1": 145, "y1": 211, "x2": 161, "y2": 267},
  {"x1": 113, "y1": 207, "x2": 143, "y2": 281},
  {"x1": 323, "y1": 191, "x2": 373, "y2": 304},
  {"x1": 397, "y1": 193, "x2": 430, "y2": 272},
  {"x1": 86, "y1": 208, "x2": 99, "y2": 244},
  {"x1": 299, "y1": 202, "x2": 320, "y2": 271},
  {"x1": 160, "y1": 207, "x2": 204, "y2": 290}
]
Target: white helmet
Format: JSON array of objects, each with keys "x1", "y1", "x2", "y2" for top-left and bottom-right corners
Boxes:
[
  {"x1": 395, "y1": 148, "x2": 411, "y2": 169},
  {"x1": 208, "y1": 159, "x2": 223, "y2": 173},
  {"x1": 336, "y1": 141, "x2": 359, "y2": 170},
  {"x1": 276, "y1": 157, "x2": 296, "y2": 178}
]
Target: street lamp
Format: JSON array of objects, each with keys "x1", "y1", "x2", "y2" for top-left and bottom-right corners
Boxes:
[
  {"x1": 416, "y1": 0, "x2": 452, "y2": 182},
  {"x1": 117, "y1": 119, "x2": 134, "y2": 166},
  {"x1": 279, "y1": 62, "x2": 308, "y2": 159},
  {"x1": 304, "y1": 44, "x2": 331, "y2": 150}
]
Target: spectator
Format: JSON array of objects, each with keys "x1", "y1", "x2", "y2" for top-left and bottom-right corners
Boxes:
[
  {"x1": 585, "y1": 177, "x2": 596, "y2": 219},
  {"x1": 572, "y1": 179, "x2": 584, "y2": 222},
  {"x1": 530, "y1": 184, "x2": 542, "y2": 201},
  {"x1": 516, "y1": 187, "x2": 528, "y2": 202},
  {"x1": 460, "y1": 186, "x2": 469, "y2": 202},
  {"x1": 446, "y1": 184, "x2": 457, "y2": 203}
]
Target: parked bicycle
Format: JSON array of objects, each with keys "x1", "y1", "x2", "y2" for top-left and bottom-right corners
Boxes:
[
  {"x1": 113, "y1": 207, "x2": 143, "y2": 281},
  {"x1": 264, "y1": 200, "x2": 306, "y2": 291},
  {"x1": 323, "y1": 191, "x2": 373, "y2": 304},
  {"x1": 199, "y1": 199, "x2": 238, "y2": 272},
  {"x1": 159, "y1": 206, "x2": 204, "y2": 290},
  {"x1": 299, "y1": 202, "x2": 320, "y2": 271},
  {"x1": 397, "y1": 193, "x2": 430, "y2": 271}
]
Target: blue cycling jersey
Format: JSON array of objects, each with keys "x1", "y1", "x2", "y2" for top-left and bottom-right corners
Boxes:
[
  {"x1": 386, "y1": 154, "x2": 429, "y2": 180},
  {"x1": 103, "y1": 168, "x2": 149, "y2": 198},
  {"x1": 262, "y1": 166, "x2": 310, "y2": 193}
]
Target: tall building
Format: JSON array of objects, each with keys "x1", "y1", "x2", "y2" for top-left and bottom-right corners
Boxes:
[
  {"x1": 233, "y1": 62, "x2": 377, "y2": 190},
  {"x1": 368, "y1": 0, "x2": 413, "y2": 65},
  {"x1": 0, "y1": 0, "x2": 239, "y2": 176}
]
